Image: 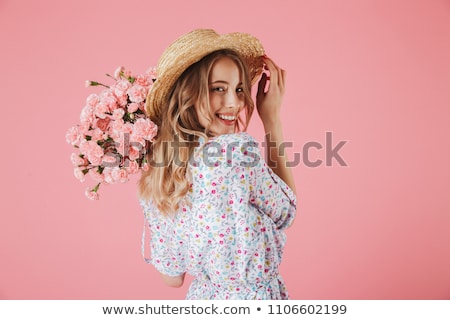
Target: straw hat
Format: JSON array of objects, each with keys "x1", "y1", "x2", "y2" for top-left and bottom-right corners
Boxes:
[{"x1": 145, "y1": 29, "x2": 265, "y2": 118}]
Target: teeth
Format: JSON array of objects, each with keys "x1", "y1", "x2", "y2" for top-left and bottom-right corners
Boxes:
[{"x1": 217, "y1": 114, "x2": 236, "y2": 121}]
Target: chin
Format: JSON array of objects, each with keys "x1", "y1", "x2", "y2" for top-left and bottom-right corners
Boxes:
[{"x1": 208, "y1": 124, "x2": 236, "y2": 136}]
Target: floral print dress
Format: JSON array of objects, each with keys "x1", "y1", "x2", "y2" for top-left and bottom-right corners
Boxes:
[{"x1": 140, "y1": 132, "x2": 297, "y2": 299}]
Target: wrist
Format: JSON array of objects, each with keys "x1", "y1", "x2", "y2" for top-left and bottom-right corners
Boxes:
[{"x1": 262, "y1": 118, "x2": 283, "y2": 133}]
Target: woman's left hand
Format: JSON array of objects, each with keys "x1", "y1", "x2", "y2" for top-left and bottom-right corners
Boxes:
[{"x1": 256, "y1": 56, "x2": 286, "y2": 129}]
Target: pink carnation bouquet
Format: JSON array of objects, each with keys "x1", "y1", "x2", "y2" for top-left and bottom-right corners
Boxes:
[{"x1": 66, "y1": 66, "x2": 158, "y2": 200}]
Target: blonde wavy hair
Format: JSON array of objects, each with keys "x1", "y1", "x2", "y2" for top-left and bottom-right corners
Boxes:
[{"x1": 139, "y1": 49, "x2": 255, "y2": 215}]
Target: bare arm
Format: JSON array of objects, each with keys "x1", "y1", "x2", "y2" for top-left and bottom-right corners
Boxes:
[
  {"x1": 160, "y1": 272, "x2": 185, "y2": 288},
  {"x1": 256, "y1": 56, "x2": 296, "y2": 194}
]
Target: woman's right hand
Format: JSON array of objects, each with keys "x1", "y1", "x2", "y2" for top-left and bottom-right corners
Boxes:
[{"x1": 256, "y1": 56, "x2": 286, "y2": 129}]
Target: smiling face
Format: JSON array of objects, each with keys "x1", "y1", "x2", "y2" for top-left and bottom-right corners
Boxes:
[{"x1": 196, "y1": 56, "x2": 246, "y2": 136}]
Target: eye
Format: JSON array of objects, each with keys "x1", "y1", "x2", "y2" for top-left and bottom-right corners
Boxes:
[
  {"x1": 236, "y1": 87, "x2": 244, "y2": 93},
  {"x1": 211, "y1": 87, "x2": 225, "y2": 92}
]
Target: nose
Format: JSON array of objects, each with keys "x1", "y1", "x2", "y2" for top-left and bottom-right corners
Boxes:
[{"x1": 224, "y1": 91, "x2": 241, "y2": 108}]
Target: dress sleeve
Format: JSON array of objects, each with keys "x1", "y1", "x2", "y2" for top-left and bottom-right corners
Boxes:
[
  {"x1": 141, "y1": 201, "x2": 187, "y2": 277},
  {"x1": 250, "y1": 162, "x2": 297, "y2": 230},
  {"x1": 232, "y1": 134, "x2": 297, "y2": 230}
]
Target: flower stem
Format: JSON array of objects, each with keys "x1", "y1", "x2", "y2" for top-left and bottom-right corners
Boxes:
[
  {"x1": 88, "y1": 81, "x2": 110, "y2": 88},
  {"x1": 92, "y1": 182, "x2": 100, "y2": 192}
]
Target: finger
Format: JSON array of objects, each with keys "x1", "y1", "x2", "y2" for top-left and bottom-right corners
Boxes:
[
  {"x1": 256, "y1": 72, "x2": 267, "y2": 101},
  {"x1": 264, "y1": 56, "x2": 285, "y2": 90},
  {"x1": 263, "y1": 57, "x2": 278, "y2": 89},
  {"x1": 266, "y1": 57, "x2": 283, "y2": 88},
  {"x1": 264, "y1": 55, "x2": 280, "y2": 69},
  {"x1": 274, "y1": 65, "x2": 281, "y2": 88},
  {"x1": 278, "y1": 67, "x2": 285, "y2": 89},
  {"x1": 280, "y1": 69, "x2": 286, "y2": 93}
]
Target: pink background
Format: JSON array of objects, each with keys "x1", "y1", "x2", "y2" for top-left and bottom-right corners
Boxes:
[{"x1": 1, "y1": 0, "x2": 449, "y2": 299}]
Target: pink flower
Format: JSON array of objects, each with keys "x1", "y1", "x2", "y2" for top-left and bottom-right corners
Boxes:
[
  {"x1": 115, "y1": 94, "x2": 128, "y2": 107},
  {"x1": 87, "y1": 128, "x2": 105, "y2": 142},
  {"x1": 132, "y1": 118, "x2": 158, "y2": 141},
  {"x1": 114, "y1": 79, "x2": 132, "y2": 97},
  {"x1": 79, "y1": 140, "x2": 100, "y2": 157},
  {"x1": 126, "y1": 160, "x2": 140, "y2": 174},
  {"x1": 128, "y1": 144, "x2": 141, "y2": 161},
  {"x1": 86, "y1": 93, "x2": 99, "y2": 107},
  {"x1": 101, "y1": 93, "x2": 119, "y2": 111},
  {"x1": 88, "y1": 169, "x2": 104, "y2": 183},
  {"x1": 80, "y1": 140, "x2": 104, "y2": 165},
  {"x1": 85, "y1": 187, "x2": 99, "y2": 200},
  {"x1": 127, "y1": 102, "x2": 140, "y2": 113},
  {"x1": 94, "y1": 118, "x2": 111, "y2": 132},
  {"x1": 70, "y1": 153, "x2": 85, "y2": 166},
  {"x1": 107, "y1": 121, "x2": 122, "y2": 142},
  {"x1": 66, "y1": 126, "x2": 82, "y2": 146},
  {"x1": 94, "y1": 102, "x2": 109, "y2": 119},
  {"x1": 102, "y1": 167, "x2": 114, "y2": 184},
  {"x1": 109, "y1": 118, "x2": 124, "y2": 136},
  {"x1": 80, "y1": 105, "x2": 95, "y2": 126},
  {"x1": 112, "y1": 108, "x2": 125, "y2": 120},
  {"x1": 111, "y1": 167, "x2": 128, "y2": 183},
  {"x1": 74, "y1": 167, "x2": 86, "y2": 182},
  {"x1": 135, "y1": 74, "x2": 152, "y2": 87},
  {"x1": 130, "y1": 134, "x2": 145, "y2": 146},
  {"x1": 78, "y1": 121, "x2": 90, "y2": 133},
  {"x1": 68, "y1": 66, "x2": 159, "y2": 199},
  {"x1": 146, "y1": 67, "x2": 157, "y2": 79},
  {"x1": 88, "y1": 155, "x2": 102, "y2": 166},
  {"x1": 114, "y1": 66, "x2": 124, "y2": 79},
  {"x1": 121, "y1": 122, "x2": 134, "y2": 135},
  {"x1": 127, "y1": 84, "x2": 147, "y2": 103}
]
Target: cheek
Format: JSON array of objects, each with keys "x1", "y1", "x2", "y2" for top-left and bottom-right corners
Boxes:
[
  {"x1": 208, "y1": 95, "x2": 221, "y2": 112},
  {"x1": 236, "y1": 99, "x2": 246, "y2": 113}
]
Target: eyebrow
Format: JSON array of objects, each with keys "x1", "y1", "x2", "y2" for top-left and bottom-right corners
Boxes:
[{"x1": 209, "y1": 80, "x2": 243, "y2": 85}]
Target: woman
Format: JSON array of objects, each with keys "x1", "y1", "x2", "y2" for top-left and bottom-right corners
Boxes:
[{"x1": 139, "y1": 29, "x2": 297, "y2": 299}]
